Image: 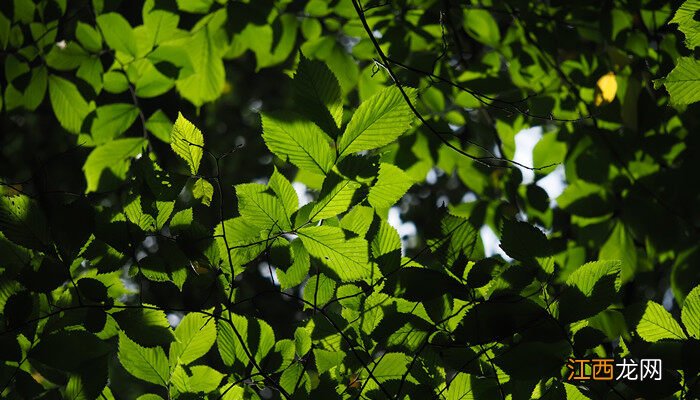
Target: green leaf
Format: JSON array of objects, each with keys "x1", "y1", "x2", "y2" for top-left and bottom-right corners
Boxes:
[
  {"x1": 96, "y1": 13, "x2": 137, "y2": 58},
  {"x1": 297, "y1": 225, "x2": 369, "y2": 281},
  {"x1": 118, "y1": 332, "x2": 169, "y2": 386},
  {"x1": 112, "y1": 306, "x2": 174, "y2": 347},
  {"x1": 556, "y1": 180, "x2": 612, "y2": 217},
  {"x1": 217, "y1": 313, "x2": 275, "y2": 368},
  {"x1": 214, "y1": 217, "x2": 268, "y2": 269},
  {"x1": 145, "y1": 110, "x2": 172, "y2": 143},
  {"x1": 45, "y1": 42, "x2": 89, "y2": 71},
  {"x1": 124, "y1": 196, "x2": 156, "y2": 231},
  {"x1": 76, "y1": 21, "x2": 102, "y2": 52},
  {"x1": 103, "y1": 71, "x2": 129, "y2": 94},
  {"x1": 249, "y1": 14, "x2": 298, "y2": 70},
  {"x1": 563, "y1": 383, "x2": 590, "y2": 400},
  {"x1": 463, "y1": 9, "x2": 500, "y2": 46},
  {"x1": 188, "y1": 365, "x2": 224, "y2": 393},
  {"x1": 91, "y1": 103, "x2": 140, "y2": 144},
  {"x1": 370, "y1": 218, "x2": 402, "y2": 271},
  {"x1": 303, "y1": 273, "x2": 336, "y2": 308},
  {"x1": 559, "y1": 260, "x2": 622, "y2": 323},
  {"x1": 5, "y1": 64, "x2": 47, "y2": 111},
  {"x1": 170, "y1": 112, "x2": 204, "y2": 174},
  {"x1": 134, "y1": 61, "x2": 174, "y2": 98},
  {"x1": 175, "y1": 21, "x2": 225, "y2": 106},
  {"x1": 139, "y1": 243, "x2": 189, "y2": 290},
  {"x1": 176, "y1": 0, "x2": 213, "y2": 13},
  {"x1": 532, "y1": 130, "x2": 566, "y2": 171},
  {"x1": 681, "y1": 286, "x2": 700, "y2": 339},
  {"x1": 337, "y1": 86, "x2": 416, "y2": 157},
  {"x1": 83, "y1": 138, "x2": 147, "y2": 192},
  {"x1": 171, "y1": 365, "x2": 224, "y2": 394},
  {"x1": 0, "y1": 195, "x2": 50, "y2": 251},
  {"x1": 309, "y1": 174, "x2": 362, "y2": 222},
  {"x1": 65, "y1": 374, "x2": 88, "y2": 400},
  {"x1": 366, "y1": 352, "x2": 409, "y2": 381},
  {"x1": 447, "y1": 373, "x2": 473, "y2": 400},
  {"x1": 368, "y1": 163, "x2": 413, "y2": 210},
  {"x1": 77, "y1": 58, "x2": 104, "y2": 94},
  {"x1": 142, "y1": 8, "x2": 179, "y2": 46},
  {"x1": 170, "y1": 312, "x2": 217, "y2": 366},
  {"x1": 261, "y1": 111, "x2": 334, "y2": 176},
  {"x1": 636, "y1": 301, "x2": 687, "y2": 342},
  {"x1": 313, "y1": 348, "x2": 345, "y2": 375},
  {"x1": 671, "y1": 0, "x2": 700, "y2": 49},
  {"x1": 294, "y1": 327, "x2": 311, "y2": 356},
  {"x1": 136, "y1": 394, "x2": 163, "y2": 400},
  {"x1": 276, "y1": 238, "x2": 311, "y2": 289},
  {"x1": 293, "y1": 55, "x2": 343, "y2": 134},
  {"x1": 340, "y1": 205, "x2": 374, "y2": 236},
  {"x1": 268, "y1": 168, "x2": 298, "y2": 221},
  {"x1": 48, "y1": 75, "x2": 91, "y2": 134},
  {"x1": 658, "y1": 57, "x2": 700, "y2": 106},
  {"x1": 600, "y1": 222, "x2": 638, "y2": 283},
  {"x1": 566, "y1": 260, "x2": 622, "y2": 296},
  {"x1": 279, "y1": 363, "x2": 310, "y2": 395},
  {"x1": 193, "y1": 178, "x2": 214, "y2": 206},
  {"x1": 235, "y1": 183, "x2": 289, "y2": 231}
]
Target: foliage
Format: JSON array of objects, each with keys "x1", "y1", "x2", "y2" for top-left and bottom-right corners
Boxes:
[{"x1": 1, "y1": 0, "x2": 699, "y2": 399}]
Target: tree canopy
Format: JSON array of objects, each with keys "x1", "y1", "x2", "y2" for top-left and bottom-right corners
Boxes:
[{"x1": 1, "y1": 0, "x2": 700, "y2": 399}]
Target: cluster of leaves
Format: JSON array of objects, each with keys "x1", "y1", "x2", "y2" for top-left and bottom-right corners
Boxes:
[
  {"x1": 657, "y1": 0, "x2": 700, "y2": 106},
  {"x1": 1, "y1": 0, "x2": 700, "y2": 399}
]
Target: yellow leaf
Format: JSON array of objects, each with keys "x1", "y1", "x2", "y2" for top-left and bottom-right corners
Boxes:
[{"x1": 594, "y1": 72, "x2": 617, "y2": 106}]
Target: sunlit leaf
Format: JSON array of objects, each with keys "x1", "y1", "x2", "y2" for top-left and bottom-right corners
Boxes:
[
  {"x1": 337, "y1": 86, "x2": 416, "y2": 157},
  {"x1": 171, "y1": 112, "x2": 204, "y2": 174},
  {"x1": 636, "y1": 301, "x2": 687, "y2": 342}
]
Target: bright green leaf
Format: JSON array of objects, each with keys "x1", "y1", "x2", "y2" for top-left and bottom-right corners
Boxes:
[
  {"x1": 268, "y1": 168, "x2": 298, "y2": 221},
  {"x1": 76, "y1": 21, "x2": 102, "y2": 52},
  {"x1": 193, "y1": 178, "x2": 214, "y2": 206},
  {"x1": 118, "y1": 332, "x2": 169, "y2": 386},
  {"x1": 368, "y1": 163, "x2": 413, "y2": 210},
  {"x1": 217, "y1": 313, "x2": 275, "y2": 368},
  {"x1": 91, "y1": 103, "x2": 140, "y2": 144},
  {"x1": 463, "y1": 9, "x2": 501, "y2": 46},
  {"x1": 314, "y1": 348, "x2": 345, "y2": 375},
  {"x1": 277, "y1": 238, "x2": 311, "y2": 289},
  {"x1": 671, "y1": 0, "x2": 700, "y2": 49},
  {"x1": 171, "y1": 364, "x2": 224, "y2": 394},
  {"x1": 337, "y1": 86, "x2": 416, "y2": 157},
  {"x1": 636, "y1": 300, "x2": 687, "y2": 342},
  {"x1": 681, "y1": 286, "x2": 700, "y2": 339},
  {"x1": 235, "y1": 183, "x2": 290, "y2": 231},
  {"x1": 294, "y1": 327, "x2": 311, "y2": 356},
  {"x1": 566, "y1": 260, "x2": 622, "y2": 296},
  {"x1": 145, "y1": 110, "x2": 172, "y2": 143},
  {"x1": 297, "y1": 225, "x2": 369, "y2": 281},
  {"x1": 261, "y1": 111, "x2": 335, "y2": 176},
  {"x1": 171, "y1": 112, "x2": 204, "y2": 174},
  {"x1": 170, "y1": 312, "x2": 217, "y2": 366},
  {"x1": 309, "y1": 174, "x2": 362, "y2": 222},
  {"x1": 175, "y1": 20, "x2": 225, "y2": 106},
  {"x1": 83, "y1": 138, "x2": 147, "y2": 192},
  {"x1": 303, "y1": 273, "x2": 335, "y2": 308},
  {"x1": 658, "y1": 57, "x2": 700, "y2": 106},
  {"x1": 96, "y1": 13, "x2": 137, "y2": 58},
  {"x1": 48, "y1": 75, "x2": 91, "y2": 134}
]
